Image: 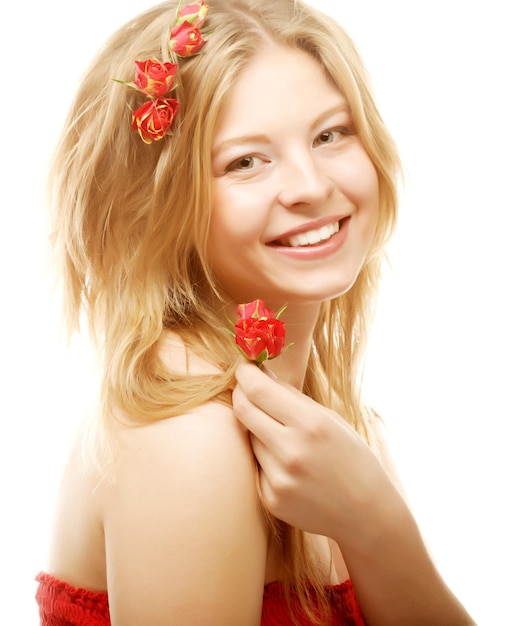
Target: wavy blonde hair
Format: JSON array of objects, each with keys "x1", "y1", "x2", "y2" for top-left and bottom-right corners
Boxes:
[{"x1": 49, "y1": 0, "x2": 401, "y2": 622}]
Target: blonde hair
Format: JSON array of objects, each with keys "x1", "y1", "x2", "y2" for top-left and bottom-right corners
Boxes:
[{"x1": 49, "y1": 0, "x2": 401, "y2": 622}]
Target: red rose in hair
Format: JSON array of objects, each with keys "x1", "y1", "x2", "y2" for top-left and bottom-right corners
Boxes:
[
  {"x1": 134, "y1": 59, "x2": 177, "y2": 97},
  {"x1": 169, "y1": 21, "x2": 207, "y2": 57},
  {"x1": 114, "y1": 1, "x2": 209, "y2": 143},
  {"x1": 176, "y1": 0, "x2": 208, "y2": 28},
  {"x1": 234, "y1": 299, "x2": 287, "y2": 365},
  {"x1": 131, "y1": 98, "x2": 179, "y2": 144}
]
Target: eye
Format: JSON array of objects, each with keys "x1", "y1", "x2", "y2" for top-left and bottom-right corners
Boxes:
[
  {"x1": 230, "y1": 156, "x2": 255, "y2": 170},
  {"x1": 313, "y1": 127, "x2": 354, "y2": 147},
  {"x1": 315, "y1": 130, "x2": 337, "y2": 145},
  {"x1": 226, "y1": 155, "x2": 266, "y2": 173}
]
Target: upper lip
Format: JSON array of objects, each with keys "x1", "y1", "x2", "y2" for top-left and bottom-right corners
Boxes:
[{"x1": 267, "y1": 214, "x2": 349, "y2": 244}]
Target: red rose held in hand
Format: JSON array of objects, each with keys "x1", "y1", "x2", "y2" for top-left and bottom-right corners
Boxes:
[
  {"x1": 134, "y1": 59, "x2": 177, "y2": 97},
  {"x1": 234, "y1": 299, "x2": 286, "y2": 365},
  {"x1": 131, "y1": 98, "x2": 179, "y2": 144}
]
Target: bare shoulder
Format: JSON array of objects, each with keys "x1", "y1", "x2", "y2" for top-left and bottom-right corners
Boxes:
[
  {"x1": 109, "y1": 400, "x2": 260, "y2": 487},
  {"x1": 48, "y1": 333, "x2": 268, "y2": 623},
  {"x1": 46, "y1": 432, "x2": 109, "y2": 591},
  {"x1": 102, "y1": 400, "x2": 268, "y2": 625}
]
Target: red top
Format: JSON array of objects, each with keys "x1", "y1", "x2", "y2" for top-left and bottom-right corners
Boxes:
[{"x1": 36, "y1": 572, "x2": 365, "y2": 625}]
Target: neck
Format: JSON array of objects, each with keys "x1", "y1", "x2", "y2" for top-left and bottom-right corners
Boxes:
[{"x1": 266, "y1": 302, "x2": 319, "y2": 389}]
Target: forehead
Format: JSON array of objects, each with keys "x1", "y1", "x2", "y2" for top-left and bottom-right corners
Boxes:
[{"x1": 213, "y1": 44, "x2": 348, "y2": 142}]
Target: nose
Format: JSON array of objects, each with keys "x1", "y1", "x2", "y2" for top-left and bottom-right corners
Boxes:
[{"x1": 277, "y1": 149, "x2": 334, "y2": 209}]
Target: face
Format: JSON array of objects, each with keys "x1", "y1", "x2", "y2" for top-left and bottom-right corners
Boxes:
[{"x1": 208, "y1": 45, "x2": 379, "y2": 309}]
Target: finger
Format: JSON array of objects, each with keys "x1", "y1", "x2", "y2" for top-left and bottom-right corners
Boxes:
[
  {"x1": 232, "y1": 382, "x2": 284, "y2": 448},
  {"x1": 235, "y1": 361, "x2": 315, "y2": 428},
  {"x1": 248, "y1": 432, "x2": 279, "y2": 479},
  {"x1": 246, "y1": 431, "x2": 294, "y2": 518},
  {"x1": 232, "y1": 384, "x2": 289, "y2": 480}
]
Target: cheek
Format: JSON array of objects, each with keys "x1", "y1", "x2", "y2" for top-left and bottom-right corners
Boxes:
[
  {"x1": 340, "y1": 151, "x2": 380, "y2": 247},
  {"x1": 209, "y1": 183, "x2": 267, "y2": 250},
  {"x1": 207, "y1": 189, "x2": 258, "y2": 272},
  {"x1": 342, "y1": 148, "x2": 379, "y2": 209},
  {"x1": 354, "y1": 156, "x2": 381, "y2": 252}
]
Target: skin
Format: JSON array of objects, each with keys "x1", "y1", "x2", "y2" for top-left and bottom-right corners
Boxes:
[
  {"x1": 46, "y1": 44, "x2": 475, "y2": 625},
  {"x1": 233, "y1": 363, "x2": 475, "y2": 625},
  {"x1": 208, "y1": 45, "x2": 379, "y2": 313}
]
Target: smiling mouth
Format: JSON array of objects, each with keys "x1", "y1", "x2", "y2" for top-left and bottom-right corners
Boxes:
[{"x1": 271, "y1": 219, "x2": 347, "y2": 247}]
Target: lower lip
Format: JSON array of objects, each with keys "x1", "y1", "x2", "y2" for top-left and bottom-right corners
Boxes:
[{"x1": 268, "y1": 217, "x2": 351, "y2": 260}]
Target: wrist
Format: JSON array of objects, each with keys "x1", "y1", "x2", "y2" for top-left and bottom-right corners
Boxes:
[{"x1": 332, "y1": 475, "x2": 412, "y2": 554}]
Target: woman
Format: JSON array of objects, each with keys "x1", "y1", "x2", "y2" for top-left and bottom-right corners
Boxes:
[{"x1": 36, "y1": 0, "x2": 475, "y2": 624}]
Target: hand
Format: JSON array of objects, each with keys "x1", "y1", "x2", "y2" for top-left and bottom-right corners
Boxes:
[{"x1": 232, "y1": 362, "x2": 398, "y2": 544}]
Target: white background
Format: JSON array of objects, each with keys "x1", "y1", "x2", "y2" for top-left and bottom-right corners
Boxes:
[{"x1": 1, "y1": 0, "x2": 508, "y2": 623}]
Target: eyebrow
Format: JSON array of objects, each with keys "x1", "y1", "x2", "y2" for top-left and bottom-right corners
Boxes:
[
  {"x1": 212, "y1": 134, "x2": 271, "y2": 159},
  {"x1": 314, "y1": 103, "x2": 351, "y2": 125},
  {"x1": 212, "y1": 103, "x2": 351, "y2": 158}
]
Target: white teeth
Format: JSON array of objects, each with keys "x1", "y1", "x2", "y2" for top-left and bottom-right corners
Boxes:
[{"x1": 287, "y1": 221, "x2": 340, "y2": 247}]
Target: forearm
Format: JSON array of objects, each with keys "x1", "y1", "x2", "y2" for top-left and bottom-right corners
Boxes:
[
  {"x1": 232, "y1": 366, "x2": 475, "y2": 623},
  {"x1": 336, "y1": 489, "x2": 475, "y2": 625}
]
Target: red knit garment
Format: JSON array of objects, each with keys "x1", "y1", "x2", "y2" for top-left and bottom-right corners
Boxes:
[
  {"x1": 35, "y1": 573, "x2": 110, "y2": 626},
  {"x1": 36, "y1": 572, "x2": 366, "y2": 625}
]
